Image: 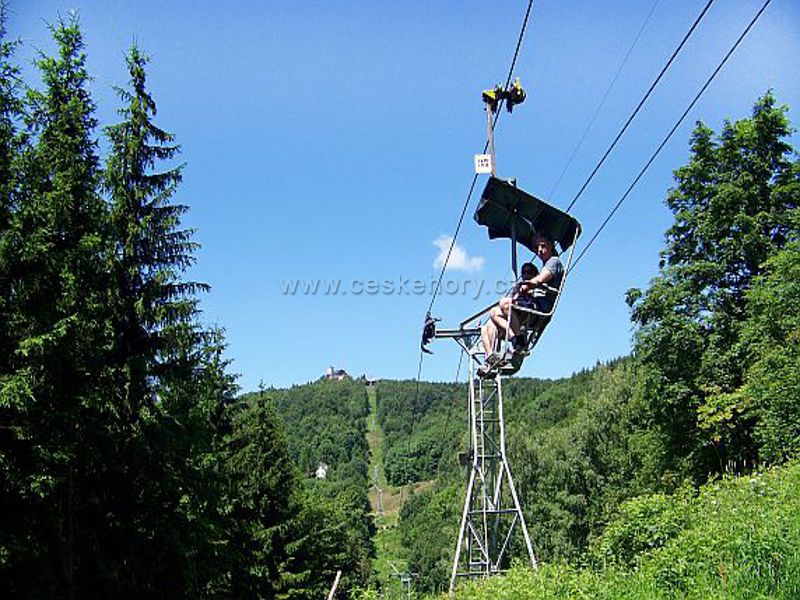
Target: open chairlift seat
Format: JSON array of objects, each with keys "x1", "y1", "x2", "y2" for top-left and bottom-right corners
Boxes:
[{"x1": 430, "y1": 176, "x2": 582, "y2": 377}]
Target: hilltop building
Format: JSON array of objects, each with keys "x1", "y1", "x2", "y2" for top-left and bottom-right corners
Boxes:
[{"x1": 323, "y1": 366, "x2": 349, "y2": 381}]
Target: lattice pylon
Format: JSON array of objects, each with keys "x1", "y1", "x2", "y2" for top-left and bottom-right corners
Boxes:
[{"x1": 449, "y1": 355, "x2": 536, "y2": 594}]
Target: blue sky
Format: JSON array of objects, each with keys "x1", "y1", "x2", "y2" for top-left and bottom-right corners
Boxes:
[{"x1": 13, "y1": 0, "x2": 800, "y2": 392}]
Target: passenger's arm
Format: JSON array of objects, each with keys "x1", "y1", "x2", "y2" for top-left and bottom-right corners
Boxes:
[{"x1": 521, "y1": 269, "x2": 552, "y2": 290}]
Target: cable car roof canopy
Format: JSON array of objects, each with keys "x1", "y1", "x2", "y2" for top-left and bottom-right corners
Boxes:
[{"x1": 475, "y1": 176, "x2": 582, "y2": 253}]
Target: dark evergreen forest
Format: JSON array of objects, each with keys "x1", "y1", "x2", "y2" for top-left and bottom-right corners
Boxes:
[{"x1": 0, "y1": 13, "x2": 370, "y2": 598}]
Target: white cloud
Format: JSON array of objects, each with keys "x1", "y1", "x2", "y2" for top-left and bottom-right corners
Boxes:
[{"x1": 432, "y1": 235, "x2": 485, "y2": 273}]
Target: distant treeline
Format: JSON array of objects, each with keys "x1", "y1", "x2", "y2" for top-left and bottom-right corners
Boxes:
[
  {"x1": 0, "y1": 12, "x2": 369, "y2": 598},
  {"x1": 373, "y1": 92, "x2": 800, "y2": 594}
]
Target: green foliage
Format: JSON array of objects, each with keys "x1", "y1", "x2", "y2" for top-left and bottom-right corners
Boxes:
[
  {"x1": 588, "y1": 489, "x2": 694, "y2": 569},
  {"x1": 0, "y1": 14, "x2": 113, "y2": 595},
  {"x1": 217, "y1": 393, "x2": 299, "y2": 596},
  {"x1": 240, "y1": 378, "x2": 375, "y2": 593},
  {"x1": 82, "y1": 42, "x2": 236, "y2": 595},
  {"x1": 398, "y1": 482, "x2": 460, "y2": 593},
  {"x1": 0, "y1": 0, "x2": 22, "y2": 417},
  {"x1": 450, "y1": 463, "x2": 800, "y2": 599},
  {"x1": 387, "y1": 365, "x2": 644, "y2": 591},
  {"x1": 0, "y1": 0, "x2": 21, "y2": 233},
  {"x1": 374, "y1": 379, "x2": 469, "y2": 594},
  {"x1": 738, "y1": 224, "x2": 800, "y2": 463},
  {"x1": 508, "y1": 361, "x2": 659, "y2": 564},
  {"x1": 0, "y1": 13, "x2": 378, "y2": 595},
  {"x1": 2, "y1": 11, "x2": 799, "y2": 599},
  {"x1": 278, "y1": 481, "x2": 369, "y2": 598},
  {"x1": 246, "y1": 378, "x2": 370, "y2": 482},
  {"x1": 628, "y1": 92, "x2": 800, "y2": 480},
  {"x1": 362, "y1": 96, "x2": 800, "y2": 598},
  {"x1": 376, "y1": 380, "x2": 464, "y2": 485}
]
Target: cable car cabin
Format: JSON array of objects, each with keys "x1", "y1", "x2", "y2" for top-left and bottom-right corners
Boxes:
[{"x1": 425, "y1": 176, "x2": 581, "y2": 377}]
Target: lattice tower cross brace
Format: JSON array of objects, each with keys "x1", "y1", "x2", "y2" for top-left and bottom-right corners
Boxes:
[{"x1": 449, "y1": 342, "x2": 536, "y2": 594}]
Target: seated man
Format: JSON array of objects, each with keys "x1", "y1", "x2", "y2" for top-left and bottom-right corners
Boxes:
[{"x1": 480, "y1": 234, "x2": 564, "y2": 365}]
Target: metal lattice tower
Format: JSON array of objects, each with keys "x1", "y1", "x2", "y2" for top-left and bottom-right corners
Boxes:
[{"x1": 445, "y1": 333, "x2": 537, "y2": 594}]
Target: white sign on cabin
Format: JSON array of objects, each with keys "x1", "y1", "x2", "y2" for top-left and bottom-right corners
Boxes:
[{"x1": 474, "y1": 153, "x2": 493, "y2": 174}]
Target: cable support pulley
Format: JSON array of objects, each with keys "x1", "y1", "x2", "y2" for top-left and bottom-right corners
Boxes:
[
  {"x1": 414, "y1": 0, "x2": 535, "y2": 410},
  {"x1": 427, "y1": 0, "x2": 535, "y2": 316}
]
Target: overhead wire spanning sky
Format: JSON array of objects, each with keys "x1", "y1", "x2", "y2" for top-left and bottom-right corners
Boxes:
[{"x1": 14, "y1": 0, "x2": 800, "y2": 391}]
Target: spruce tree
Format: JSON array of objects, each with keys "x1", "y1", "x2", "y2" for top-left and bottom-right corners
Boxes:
[
  {"x1": 0, "y1": 2, "x2": 20, "y2": 236},
  {"x1": 104, "y1": 44, "x2": 234, "y2": 594},
  {"x1": 105, "y1": 44, "x2": 207, "y2": 420},
  {"x1": 0, "y1": 2, "x2": 22, "y2": 372},
  {"x1": 220, "y1": 391, "x2": 298, "y2": 597},
  {"x1": 0, "y1": 14, "x2": 111, "y2": 596},
  {"x1": 0, "y1": 0, "x2": 26, "y2": 583}
]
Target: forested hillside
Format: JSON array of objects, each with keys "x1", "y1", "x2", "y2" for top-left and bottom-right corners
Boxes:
[
  {"x1": 376, "y1": 380, "x2": 465, "y2": 486},
  {"x1": 239, "y1": 379, "x2": 375, "y2": 586},
  {"x1": 373, "y1": 365, "x2": 627, "y2": 593}
]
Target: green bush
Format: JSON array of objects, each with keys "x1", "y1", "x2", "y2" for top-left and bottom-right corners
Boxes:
[
  {"x1": 449, "y1": 463, "x2": 800, "y2": 599},
  {"x1": 589, "y1": 490, "x2": 694, "y2": 569}
]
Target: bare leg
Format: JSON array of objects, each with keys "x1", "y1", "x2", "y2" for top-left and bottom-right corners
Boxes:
[
  {"x1": 483, "y1": 302, "x2": 509, "y2": 356},
  {"x1": 481, "y1": 320, "x2": 495, "y2": 356},
  {"x1": 490, "y1": 298, "x2": 514, "y2": 341},
  {"x1": 491, "y1": 305, "x2": 506, "y2": 337}
]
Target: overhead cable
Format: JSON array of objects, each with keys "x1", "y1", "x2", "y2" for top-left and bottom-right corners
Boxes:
[
  {"x1": 413, "y1": 0, "x2": 536, "y2": 438},
  {"x1": 569, "y1": 0, "x2": 773, "y2": 272},
  {"x1": 436, "y1": 349, "x2": 465, "y2": 480},
  {"x1": 427, "y1": 0, "x2": 535, "y2": 315},
  {"x1": 564, "y1": 0, "x2": 715, "y2": 213},
  {"x1": 547, "y1": 0, "x2": 660, "y2": 201}
]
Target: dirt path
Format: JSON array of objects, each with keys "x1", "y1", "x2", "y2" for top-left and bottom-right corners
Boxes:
[
  {"x1": 366, "y1": 387, "x2": 409, "y2": 591},
  {"x1": 366, "y1": 386, "x2": 436, "y2": 594},
  {"x1": 366, "y1": 387, "x2": 400, "y2": 516}
]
